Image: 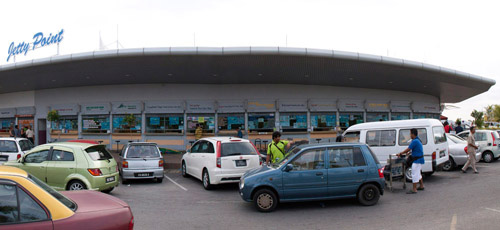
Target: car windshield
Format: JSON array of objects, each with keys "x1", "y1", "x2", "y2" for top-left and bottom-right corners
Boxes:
[
  {"x1": 85, "y1": 145, "x2": 114, "y2": 161},
  {"x1": 19, "y1": 139, "x2": 34, "y2": 151},
  {"x1": 28, "y1": 174, "x2": 77, "y2": 211},
  {"x1": 126, "y1": 145, "x2": 161, "y2": 158},
  {"x1": 0, "y1": 140, "x2": 18, "y2": 153},
  {"x1": 273, "y1": 147, "x2": 302, "y2": 168}
]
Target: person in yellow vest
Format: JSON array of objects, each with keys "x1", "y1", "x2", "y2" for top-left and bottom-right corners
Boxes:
[
  {"x1": 266, "y1": 131, "x2": 293, "y2": 165},
  {"x1": 195, "y1": 124, "x2": 203, "y2": 140}
]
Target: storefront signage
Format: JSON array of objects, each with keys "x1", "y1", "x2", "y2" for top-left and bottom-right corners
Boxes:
[
  {"x1": 390, "y1": 101, "x2": 411, "y2": 112},
  {"x1": 186, "y1": 101, "x2": 215, "y2": 113},
  {"x1": 278, "y1": 100, "x2": 308, "y2": 112},
  {"x1": 309, "y1": 99, "x2": 337, "y2": 112},
  {"x1": 145, "y1": 101, "x2": 184, "y2": 114},
  {"x1": 412, "y1": 102, "x2": 440, "y2": 113},
  {"x1": 217, "y1": 101, "x2": 245, "y2": 113},
  {"x1": 16, "y1": 106, "x2": 35, "y2": 116},
  {"x1": 338, "y1": 100, "x2": 364, "y2": 112},
  {"x1": 50, "y1": 104, "x2": 79, "y2": 116},
  {"x1": 81, "y1": 103, "x2": 110, "y2": 115},
  {"x1": 112, "y1": 102, "x2": 143, "y2": 114},
  {"x1": 0, "y1": 108, "x2": 16, "y2": 118},
  {"x1": 365, "y1": 101, "x2": 389, "y2": 112},
  {"x1": 247, "y1": 100, "x2": 276, "y2": 112},
  {"x1": 7, "y1": 29, "x2": 64, "y2": 62}
]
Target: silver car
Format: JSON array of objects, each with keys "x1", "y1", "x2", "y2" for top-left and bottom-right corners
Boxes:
[
  {"x1": 458, "y1": 130, "x2": 500, "y2": 163},
  {"x1": 443, "y1": 133, "x2": 481, "y2": 171},
  {"x1": 119, "y1": 142, "x2": 164, "y2": 183}
]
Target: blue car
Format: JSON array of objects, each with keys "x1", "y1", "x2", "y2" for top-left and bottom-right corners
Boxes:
[{"x1": 239, "y1": 143, "x2": 385, "y2": 212}]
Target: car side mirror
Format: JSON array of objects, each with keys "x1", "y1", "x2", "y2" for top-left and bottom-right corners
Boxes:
[{"x1": 284, "y1": 164, "x2": 293, "y2": 172}]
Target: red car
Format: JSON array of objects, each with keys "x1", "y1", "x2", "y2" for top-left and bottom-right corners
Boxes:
[{"x1": 0, "y1": 166, "x2": 134, "y2": 229}]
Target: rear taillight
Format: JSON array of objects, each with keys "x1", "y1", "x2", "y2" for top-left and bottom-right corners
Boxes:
[
  {"x1": 378, "y1": 167, "x2": 384, "y2": 178},
  {"x1": 432, "y1": 152, "x2": 436, "y2": 160},
  {"x1": 129, "y1": 215, "x2": 134, "y2": 230},
  {"x1": 159, "y1": 159, "x2": 164, "y2": 167},
  {"x1": 87, "y1": 168, "x2": 103, "y2": 176},
  {"x1": 16, "y1": 154, "x2": 21, "y2": 160},
  {"x1": 122, "y1": 160, "x2": 129, "y2": 168},
  {"x1": 216, "y1": 141, "x2": 222, "y2": 168},
  {"x1": 250, "y1": 142, "x2": 263, "y2": 165},
  {"x1": 491, "y1": 133, "x2": 497, "y2": 146},
  {"x1": 464, "y1": 146, "x2": 468, "y2": 154}
]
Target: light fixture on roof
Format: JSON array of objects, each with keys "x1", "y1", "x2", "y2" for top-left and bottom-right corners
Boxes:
[
  {"x1": 167, "y1": 73, "x2": 173, "y2": 76},
  {"x1": 51, "y1": 79, "x2": 56, "y2": 82},
  {"x1": 212, "y1": 74, "x2": 218, "y2": 77},
  {"x1": 349, "y1": 77, "x2": 354, "y2": 81},
  {"x1": 305, "y1": 75, "x2": 310, "y2": 78},
  {"x1": 85, "y1": 76, "x2": 91, "y2": 79},
  {"x1": 423, "y1": 85, "x2": 427, "y2": 88},
  {"x1": 257, "y1": 73, "x2": 263, "y2": 77},
  {"x1": 125, "y1": 74, "x2": 131, "y2": 77},
  {"x1": 388, "y1": 81, "x2": 393, "y2": 84}
]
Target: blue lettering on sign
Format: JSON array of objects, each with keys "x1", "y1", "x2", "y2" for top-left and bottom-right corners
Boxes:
[{"x1": 7, "y1": 29, "x2": 64, "y2": 62}]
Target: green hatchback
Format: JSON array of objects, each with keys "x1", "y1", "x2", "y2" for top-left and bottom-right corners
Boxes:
[{"x1": 4, "y1": 142, "x2": 119, "y2": 193}]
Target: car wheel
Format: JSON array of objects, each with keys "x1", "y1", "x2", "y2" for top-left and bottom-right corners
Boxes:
[
  {"x1": 483, "y1": 152, "x2": 494, "y2": 163},
  {"x1": 156, "y1": 177, "x2": 163, "y2": 183},
  {"x1": 182, "y1": 161, "x2": 189, "y2": 178},
  {"x1": 442, "y1": 158, "x2": 455, "y2": 171},
  {"x1": 68, "y1": 180, "x2": 86, "y2": 191},
  {"x1": 405, "y1": 167, "x2": 412, "y2": 182},
  {"x1": 202, "y1": 169, "x2": 213, "y2": 190},
  {"x1": 253, "y1": 188, "x2": 278, "y2": 212},
  {"x1": 357, "y1": 184, "x2": 380, "y2": 206},
  {"x1": 102, "y1": 187, "x2": 114, "y2": 193}
]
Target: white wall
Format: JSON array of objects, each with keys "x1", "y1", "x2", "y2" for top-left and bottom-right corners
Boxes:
[{"x1": 0, "y1": 91, "x2": 35, "y2": 108}]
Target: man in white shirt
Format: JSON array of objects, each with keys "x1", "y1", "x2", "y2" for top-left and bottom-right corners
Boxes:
[{"x1": 26, "y1": 126, "x2": 35, "y2": 144}]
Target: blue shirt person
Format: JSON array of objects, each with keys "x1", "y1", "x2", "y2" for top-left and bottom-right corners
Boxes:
[
  {"x1": 408, "y1": 137, "x2": 425, "y2": 164},
  {"x1": 237, "y1": 127, "x2": 243, "y2": 138},
  {"x1": 397, "y1": 128, "x2": 425, "y2": 194}
]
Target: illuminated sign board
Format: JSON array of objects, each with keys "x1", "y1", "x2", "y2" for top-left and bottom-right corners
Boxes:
[{"x1": 7, "y1": 29, "x2": 64, "y2": 62}]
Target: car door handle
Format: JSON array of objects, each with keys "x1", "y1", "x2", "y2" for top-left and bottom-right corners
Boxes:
[
  {"x1": 316, "y1": 172, "x2": 323, "y2": 176},
  {"x1": 357, "y1": 169, "x2": 364, "y2": 173}
]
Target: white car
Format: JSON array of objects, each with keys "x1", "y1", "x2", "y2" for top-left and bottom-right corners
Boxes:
[
  {"x1": 458, "y1": 130, "x2": 500, "y2": 163},
  {"x1": 181, "y1": 137, "x2": 262, "y2": 190},
  {"x1": 443, "y1": 133, "x2": 481, "y2": 171},
  {"x1": 0, "y1": 137, "x2": 34, "y2": 165}
]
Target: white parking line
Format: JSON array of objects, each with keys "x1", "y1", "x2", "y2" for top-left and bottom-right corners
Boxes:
[
  {"x1": 165, "y1": 174, "x2": 188, "y2": 191},
  {"x1": 450, "y1": 214, "x2": 457, "y2": 230},
  {"x1": 485, "y1": 207, "x2": 500, "y2": 213}
]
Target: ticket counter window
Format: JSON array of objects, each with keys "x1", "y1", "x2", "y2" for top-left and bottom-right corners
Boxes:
[
  {"x1": 51, "y1": 116, "x2": 78, "y2": 134},
  {"x1": 339, "y1": 113, "x2": 364, "y2": 129},
  {"x1": 311, "y1": 113, "x2": 336, "y2": 132},
  {"x1": 391, "y1": 113, "x2": 410, "y2": 121},
  {"x1": 366, "y1": 112, "x2": 389, "y2": 122},
  {"x1": 82, "y1": 115, "x2": 110, "y2": 134},
  {"x1": 146, "y1": 114, "x2": 184, "y2": 134},
  {"x1": 218, "y1": 114, "x2": 245, "y2": 131},
  {"x1": 112, "y1": 115, "x2": 142, "y2": 133},
  {"x1": 0, "y1": 119, "x2": 15, "y2": 134},
  {"x1": 248, "y1": 113, "x2": 275, "y2": 133},
  {"x1": 187, "y1": 115, "x2": 215, "y2": 134},
  {"x1": 280, "y1": 113, "x2": 307, "y2": 132}
]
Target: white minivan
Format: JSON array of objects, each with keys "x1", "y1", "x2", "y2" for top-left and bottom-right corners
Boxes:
[{"x1": 343, "y1": 119, "x2": 449, "y2": 180}]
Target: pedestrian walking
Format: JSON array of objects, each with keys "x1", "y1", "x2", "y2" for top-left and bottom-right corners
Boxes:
[
  {"x1": 266, "y1": 131, "x2": 294, "y2": 165},
  {"x1": 237, "y1": 127, "x2": 243, "y2": 138},
  {"x1": 194, "y1": 124, "x2": 203, "y2": 141},
  {"x1": 26, "y1": 126, "x2": 35, "y2": 144},
  {"x1": 443, "y1": 121, "x2": 451, "y2": 133},
  {"x1": 455, "y1": 121, "x2": 464, "y2": 133},
  {"x1": 8, "y1": 126, "x2": 14, "y2": 137},
  {"x1": 462, "y1": 126, "x2": 479, "y2": 173},
  {"x1": 13, "y1": 125, "x2": 21, "y2": 138},
  {"x1": 397, "y1": 128, "x2": 425, "y2": 194}
]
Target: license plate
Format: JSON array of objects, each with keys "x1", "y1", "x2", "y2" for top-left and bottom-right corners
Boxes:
[
  {"x1": 135, "y1": 172, "x2": 152, "y2": 177},
  {"x1": 106, "y1": 176, "x2": 115, "y2": 183},
  {"x1": 0, "y1": 156, "x2": 8, "y2": 161},
  {"x1": 439, "y1": 151, "x2": 446, "y2": 158},
  {"x1": 235, "y1": 160, "x2": 247, "y2": 167}
]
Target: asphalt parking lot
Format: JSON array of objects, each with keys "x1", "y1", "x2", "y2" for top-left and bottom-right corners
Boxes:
[{"x1": 111, "y1": 161, "x2": 500, "y2": 230}]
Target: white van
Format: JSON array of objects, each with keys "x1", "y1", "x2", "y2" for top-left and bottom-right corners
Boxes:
[{"x1": 343, "y1": 119, "x2": 449, "y2": 180}]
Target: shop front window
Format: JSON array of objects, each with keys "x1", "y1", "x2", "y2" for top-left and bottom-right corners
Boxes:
[
  {"x1": 112, "y1": 115, "x2": 142, "y2": 133},
  {"x1": 0, "y1": 118, "x2": 15, "y2": 133},
  {"x1": 82, "y1": 115, "x2": 110, "y2": 134},
  {"x1": 413, "y1": 113, "x2": 440, "y2": 119},
  {"x1": 366, "y1": 112, "x2": 388, "y2": 122},
  {"x1": 146, "y1": 114, "x2": 184, "y2": 134},
  {"x1": 51, "y1": 116, "x2": 78, "y2": 134},
  {"x1": 280, "y1": 113, "x2": 307, "y2": 132},
  {"x1": 248, "y1": 113, "x2": 275, "y2": 132},
  {"x1": 218, "y1": 114, "x2": 245, "y2": 131},
  {"x1": 391, "y1": 112, "x2": 410, "y2": 121},
  {"x1": 187, "y1": 115, "x2": 215, "y2": 133},
  {"x1": 311, "y1": 113, "x2": 336, "y2": 132},
  {"x1": 339, "y1": 112, "x2": 364, "y2": 129}
]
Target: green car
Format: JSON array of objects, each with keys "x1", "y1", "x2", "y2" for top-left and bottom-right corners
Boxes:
[{"x1": 4, "y1": 142, "x2": 119, "y2": 193}]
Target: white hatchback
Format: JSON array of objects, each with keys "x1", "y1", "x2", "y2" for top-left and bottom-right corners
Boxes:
[
  {"x1": 181, "y1": 137, "x2": 262, "y2": 190},
  {"x1": 0, "y1": 137, "x2": 34, "y2": 165}
]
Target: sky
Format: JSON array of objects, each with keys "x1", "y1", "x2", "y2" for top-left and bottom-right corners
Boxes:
[{"x1": 1, "y1": 0, "x2": 499, "y2": 121}]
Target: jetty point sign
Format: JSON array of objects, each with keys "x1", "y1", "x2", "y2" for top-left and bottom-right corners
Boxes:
[{"x1": 7, "y1": 29, "x2": 64, "y2": 62}]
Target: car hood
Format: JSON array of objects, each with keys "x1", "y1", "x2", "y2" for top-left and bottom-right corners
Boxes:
[
  {"x1": 243, "y1": 165, "x2": 276, "y2": 178},
  {"x1": 61, "y1": 190, "x2": 129, "y2": 213}
]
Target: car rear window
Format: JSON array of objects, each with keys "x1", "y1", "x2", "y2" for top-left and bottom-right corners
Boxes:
[
  {"x1": 0, "y1": 140, "x2": 18, "y2": 153},
  {"x1": 126, "y1": 145, "x2": 161, "y2": 158},
  {"x1": 365, "y1": 146, "x2": 380, "y2": 164},
  {"x1": 221, "y1": 142, "x2": 258, "y2": 157},
  {"x1": 85, "y1": 145, "x2": 113, "y2": 161},
  {"x1": 28, "y1": 174, "x2": 77, "y2": 211}
]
